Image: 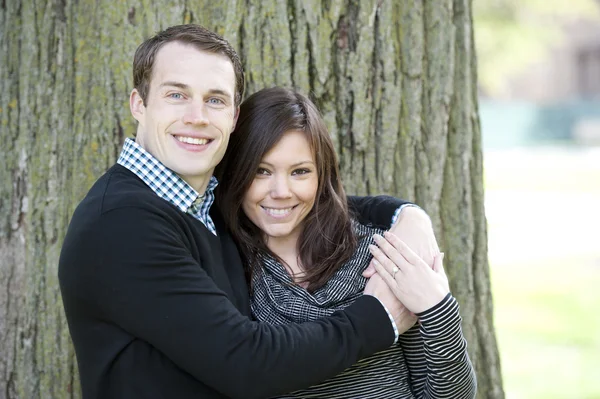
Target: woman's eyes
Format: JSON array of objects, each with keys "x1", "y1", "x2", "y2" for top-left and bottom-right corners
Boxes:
[
  {"x1": 256, "y1": 168, "x2": 270, "y2": 176},
  {"x1": 255, "y1": 167, "x2": 312, "y2": 176},
  {"x1": 292, "y1": 168, "x2": 311, "y2": 175}
]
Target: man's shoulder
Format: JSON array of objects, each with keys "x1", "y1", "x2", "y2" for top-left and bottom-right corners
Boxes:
[
  {"x1": 85, "y1": 164, "x2": 167, "y2": 211},
  {"x1": 69, "y1": 164, "x2": 180, "y2": 229}
]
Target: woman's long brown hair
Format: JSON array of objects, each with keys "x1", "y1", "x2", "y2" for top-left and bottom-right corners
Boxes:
[{"x1": 215, "y1": 87, "x2": 357, "y2": 292}]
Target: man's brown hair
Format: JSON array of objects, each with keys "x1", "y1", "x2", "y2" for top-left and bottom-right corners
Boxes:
[{"x1": 133, "y1": 24, "x2": 245, "y2": 107}]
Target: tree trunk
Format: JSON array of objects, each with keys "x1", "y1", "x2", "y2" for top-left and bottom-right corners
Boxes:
[{"x1": 0, "y1": 0, "x2": 504, "y2": 398}]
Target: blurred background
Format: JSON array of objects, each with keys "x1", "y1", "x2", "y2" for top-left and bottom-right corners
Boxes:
[{"x1": 474, "y1": 0, "x2": 600, "y2": 398}]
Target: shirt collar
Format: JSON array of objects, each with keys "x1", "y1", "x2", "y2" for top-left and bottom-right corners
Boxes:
[{"x1": 116, "y1": 138, "x2": 218, "y2": 214}]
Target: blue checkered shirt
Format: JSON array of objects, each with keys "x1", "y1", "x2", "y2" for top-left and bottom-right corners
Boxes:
[{"x1": 117, "y1": 138, "x2": 218, "y2": 235}]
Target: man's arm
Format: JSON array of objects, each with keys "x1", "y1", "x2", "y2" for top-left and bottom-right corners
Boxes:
[
  {"x1": 389, "y1": 206, "x2": 439, "y2": 269},
  {"x1": 64, "y1": 206, "x2": 395, "y2": 399},
  {"x1": 350, "y1": 195, "x2": 439, "y2": 268},
  {"x1": 347, "y1": 195, "x2": 412, "y2": 229}
]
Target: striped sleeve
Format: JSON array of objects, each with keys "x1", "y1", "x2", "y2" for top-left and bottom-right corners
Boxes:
[{"x1": 398, "y1": 293, "x2": 477, "y2": 399}]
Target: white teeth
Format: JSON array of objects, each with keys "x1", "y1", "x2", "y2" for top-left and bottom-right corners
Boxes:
[
  {"x1": 264, "y1": 207, "x2": 293, "y2": 216},
  {"x1": 176, "y1": 136, "x2": 209, "y2": 145}
]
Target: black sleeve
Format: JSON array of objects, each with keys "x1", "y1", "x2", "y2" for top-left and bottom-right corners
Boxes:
[
  {"x1": 80, "y1": 206, "x2": 394, "y2": 399},
  {"x1": 347, "y1": 195, "x2": 413, "y2": 229}
]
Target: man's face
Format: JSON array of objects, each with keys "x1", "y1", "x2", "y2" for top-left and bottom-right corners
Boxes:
[{"x1": 130, "y1": 41, "x2": 239, "y2": 192}]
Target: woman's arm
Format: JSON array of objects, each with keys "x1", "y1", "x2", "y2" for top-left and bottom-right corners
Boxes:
[
  {"x1": 369, "y1": 235, "x2": 477, "y2": 398},
  {"x1": 398, "y1": 295, "x2": 477, "y2": 399}
]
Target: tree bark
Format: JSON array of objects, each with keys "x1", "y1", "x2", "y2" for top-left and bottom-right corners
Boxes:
[{"x1": 0, "y1": 0, "x2": 504, "y2": 398}]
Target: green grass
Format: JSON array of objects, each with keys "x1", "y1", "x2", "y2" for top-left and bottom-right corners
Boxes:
[
  {"x1": 491, "y1": 255, "x2": 600, "y2": 399},
  {"x1": 485, "y1": 147, "x2": 600, "y2": 399}
]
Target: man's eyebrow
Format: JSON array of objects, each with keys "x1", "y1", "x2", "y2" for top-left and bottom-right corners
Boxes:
[
  {"x1": 159, "y1": 81, "x2": 190, "y2": 90},
  {"x1": 207, "y1": 89, "x2": 234, "y2": 99}
]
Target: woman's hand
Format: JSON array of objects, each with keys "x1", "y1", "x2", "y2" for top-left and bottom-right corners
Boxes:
[{"x1": 368, "y1": 232, "x2": 450, "y2": 314}]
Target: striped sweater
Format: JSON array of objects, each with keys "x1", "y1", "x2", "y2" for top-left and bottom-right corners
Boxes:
[{"x1": 251, "y1": 221, "x2": 477, "y2": 398}]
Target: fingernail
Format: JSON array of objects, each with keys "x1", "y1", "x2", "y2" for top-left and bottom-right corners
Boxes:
[
  {"x1": 373, "y1": 234, "x2": 382, "y2": 242},
  {"x1": 368, "y1": 244, "x2": 377, "y2": 252},
  {"x1": 383, "y1": 231, "x2": 391, "y2": 238},
  {"x1": 440, "y1": 252, "x2": 445, "y2": 261}
]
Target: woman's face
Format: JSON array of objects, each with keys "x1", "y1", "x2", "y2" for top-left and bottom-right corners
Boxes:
[{"x1": 242, "y1": 130, "x2": 318, "y2": 247}]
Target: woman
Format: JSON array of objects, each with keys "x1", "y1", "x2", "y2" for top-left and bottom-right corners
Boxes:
[{"x1": 216, "y1": 87, "x2": 476, "y2": 398}]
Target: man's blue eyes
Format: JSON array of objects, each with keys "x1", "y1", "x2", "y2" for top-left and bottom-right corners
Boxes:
[{"x1": 167, "y1": 94, "x2": 224, "y2": 105}]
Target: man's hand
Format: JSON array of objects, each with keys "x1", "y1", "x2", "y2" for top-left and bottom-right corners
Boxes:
[
  {"x1": 364, "y1": 272, "x2": 417, "y2": 334},
  {"x1": 390, "y1": 206, "x2": 439, "y2": 268}
]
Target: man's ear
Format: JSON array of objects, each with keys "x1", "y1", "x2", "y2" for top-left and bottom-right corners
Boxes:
[
  {"x1": 130, "y1": 88, "x2": 146, "y2": 125},
  {"x1": 231, "y1": 106, "x2": 240, "y2": 132}
]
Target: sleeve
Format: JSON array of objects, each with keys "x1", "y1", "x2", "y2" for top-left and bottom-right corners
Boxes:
[
  {"x1": 398, "y1": 294, "x2": 477, "y2": 399},
  {"x1": 84, "y1": 206, "x2": 395, "y2": 399},
  {"x1": 347, "y1": 195, "x2": 414, "y2": 229}
]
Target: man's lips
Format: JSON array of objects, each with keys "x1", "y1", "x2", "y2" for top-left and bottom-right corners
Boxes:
[{"x1": 173, "y1": 135, "x2": 212, "y2": 145}]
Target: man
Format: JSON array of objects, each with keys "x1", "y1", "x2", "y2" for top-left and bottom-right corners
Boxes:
[{"x1": 59, "y1": 24, "x2": 437, "y2": 398}]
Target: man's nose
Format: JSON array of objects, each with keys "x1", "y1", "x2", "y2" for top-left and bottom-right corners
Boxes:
[{"x1": 182, "y1": 102, "x2": 209, "y2": 125}]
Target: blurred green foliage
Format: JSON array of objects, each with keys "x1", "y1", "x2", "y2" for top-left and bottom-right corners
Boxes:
[{"x1": 474, "y1": 0, "x2": 600, "y2": 96}]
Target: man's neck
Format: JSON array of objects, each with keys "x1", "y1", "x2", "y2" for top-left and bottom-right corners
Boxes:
[{"x1": 180, "y1": 173, "x2": 212, "y2": 195}]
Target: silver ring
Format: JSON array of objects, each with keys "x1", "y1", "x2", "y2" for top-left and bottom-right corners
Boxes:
[{"x1": 392, "y1": 266, "x2": 399, "y2": 279}]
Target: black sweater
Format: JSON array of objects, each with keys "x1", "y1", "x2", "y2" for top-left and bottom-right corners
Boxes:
[{"x1": 59, "y1": 165, "x2": 407, "y2": 399}]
